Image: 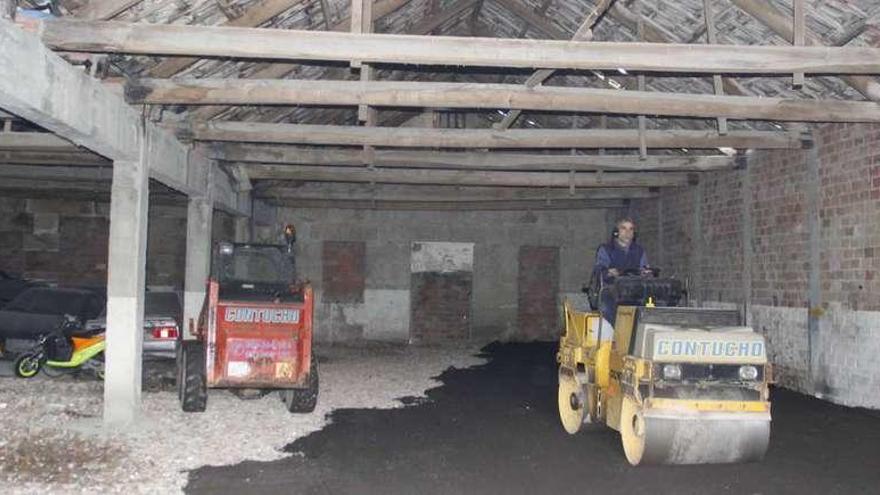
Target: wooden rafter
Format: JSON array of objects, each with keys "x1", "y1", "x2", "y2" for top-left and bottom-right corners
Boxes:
[
  {"x1": 702, "y1": 0, "x2": 728, "y2": 134},
  {"x1": 74, "y1": 0, "x2": 145, "y2": 20},
  {"x1": 126, "y1": 79, "x2": 880, "y2": 123},
  {"x1": 257, "y1": 183, "x2": 655, "y2": 201},
  {"x1": 793, "y1": 0, "x2": 805, "y2": 87},
  {"x1": 39, "y1": 20, "x2": 880, "y2": 75},
  {"x1": 731, "y1": 0, "x2": 880, "y2": 101},
  {"x1": 495, "y1": 0, "x2": 614, "y2": 130},
  {"x1": 180, "y1": 122, "x2": 807, "y2": 149},
  {"x1": 145, "y1": 0, "x2": 309, "y2": 78},
  {"x1": 261, "y1": 198, "x2": 628, "y2": 210},
  {"x1": 187, "y1": 0, "x2": 478, "y2": 123},
  {"x1": 243, "y1": 164, "x2": 691, "y2": 187},
  {"x1": 215, "y1": 145, "x2": 737, "y2": 171}
]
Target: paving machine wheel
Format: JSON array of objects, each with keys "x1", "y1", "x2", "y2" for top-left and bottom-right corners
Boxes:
[
  {"x1": 557, "y1": 366, "x2": 587, "y2": 434},
  {"x1": 620, "y1": 396, "x2": 647, "y2": 465},
  {"x1": 178, "y1": 340, "x2": 207, "y2": 412}
]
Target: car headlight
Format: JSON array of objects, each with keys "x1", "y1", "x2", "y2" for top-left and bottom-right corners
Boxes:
[
  {"x1": 738, "y1": 365, "x2": 759, "y2": 381},
  {"x1": 662, "y1": 364, "x2": 682, "y2": 380},
  {"x1": 219, "y1": 242, "x2": 234, "y2": 256}
]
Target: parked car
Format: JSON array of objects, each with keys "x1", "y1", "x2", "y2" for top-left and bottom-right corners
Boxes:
[
  {"x1": 0, "y1": 287, "x2": 105, "y2": 339},
  {"x1": 0, "y1": 270, "x2": 47, "y2": 308},
  {"x1": 85, "y1": 290, "x2": 182, "y2": 359}
]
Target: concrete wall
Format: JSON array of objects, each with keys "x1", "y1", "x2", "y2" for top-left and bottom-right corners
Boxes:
[
  {"x1": 262, "y1": 208, "x2": 610, "y2": 343},
  {"x1": 629, "y1": 123, "x2": 880, "y2": 409},
  {"x1": 0, "y1": 196, "x2": 237, "y2": 290}
]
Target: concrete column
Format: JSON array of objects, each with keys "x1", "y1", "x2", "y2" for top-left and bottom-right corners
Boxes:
[
  {"x1": 183, "y1": 195, "x2": 213, "y2": 338},
  {"x1": 234, "y1": 190, "x2": 251, "y2": 243},
  {"x1": 103, "y1": 143, "x2": 149, "y2": 426},
  {"x1": 690, "y1": 181, "x2": 704, "y2": 307},
  {"x1": 805, "y1": 141, "x2": 822, "y2": 390},
  {"x1": 740, "y1": 154, "x2": 754, "y2": 325}
]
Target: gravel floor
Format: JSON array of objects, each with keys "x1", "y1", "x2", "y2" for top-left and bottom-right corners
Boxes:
[{"x1": 0, "y1": 343, "x2": 487, "y2": 494}]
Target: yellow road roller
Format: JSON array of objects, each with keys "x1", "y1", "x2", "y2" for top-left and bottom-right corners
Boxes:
[{"x1": 557, "y1": 275, "x2": 771, "y2": 465}]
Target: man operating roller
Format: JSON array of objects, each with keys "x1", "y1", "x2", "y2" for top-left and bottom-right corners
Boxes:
[{"x1": 593, "y1": 217, "x2": 652, "y2": 326}]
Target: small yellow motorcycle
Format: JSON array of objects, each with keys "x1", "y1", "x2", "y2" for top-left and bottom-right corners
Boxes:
[{"x1": 13, "y1": 315, "x2": 105, "y2": 380}]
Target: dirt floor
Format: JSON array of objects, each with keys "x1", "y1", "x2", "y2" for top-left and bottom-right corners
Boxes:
[
  {"x1": 186, "y1": 342, "x2": 880, "y2": 495},
  {"x1": 0, "y1": 343, "x2": 486, "y2": 493}
]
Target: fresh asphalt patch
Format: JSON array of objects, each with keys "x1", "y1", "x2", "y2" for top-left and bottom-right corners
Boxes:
[{"x1": 185, "y1": 341, "x2": 880, "y2": 494}]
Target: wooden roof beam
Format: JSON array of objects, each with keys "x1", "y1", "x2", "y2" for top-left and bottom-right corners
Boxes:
[
  {"x1": 188, "y1": 0, "x2": 475, "y2": 122},
  {"x1": 146, "y1": 0, "x2": 310, "y2": 78},
  {"x1": 261, "y1": 198, "x2": 628, "y2": 210},
  {"x1": 215, "y1": 144, "x2": 736, "y2": 171},
  {"x1": 181, "y1": 122, "x2": 808, "y2": 149},
  {"x1": 257, "y1": 183, "x2": 655, "y2": 201},
  {"x1": 243, "y1": 163, "x2": 691, "y2": 187},
  {"x1": 730, "y1": 0, "x2": 880, "y2": 101},
  {"x1": 39, "y1": 20, "x2": 880, "y2": 75},
  {"x1": 495, "y1": 0, "x2": 614, "y2": 130},
  {"x1": 128, "y1": 79, "x2": 880, "y2": 123}
]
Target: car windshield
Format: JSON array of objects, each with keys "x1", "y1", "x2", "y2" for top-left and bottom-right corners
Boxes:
[
  {"x1": 145, "y1": 292, "x2": 181, "y2": 317},
  {"x1": 218, "y1": 246, "x2": 293, "y2": 284},
  {"x1": 6, "y1": 288, "x2": 90, "y2": 315}
]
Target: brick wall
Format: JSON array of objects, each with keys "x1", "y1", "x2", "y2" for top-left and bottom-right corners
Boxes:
[
  {"x1": 752, "y1": 149, "x2": 811, "y2": 307},
  {"x1": 629, "y1": 123, "x2": 880, "y2": 409},
  {"x1": 517, "y1": 246, "x2": 560, "y2": 341},
  {"x1": 818, "y1": 124, "x2": 880, "y2": 311},
  {"x1": 278, "y1": 208, "x2": 609, "y2": 342},
  {"x1": 0, "y1": 197, "x2": 235, "y2": 290},
  {"x1": 322, "y1": 241, "x2": 366, "y2": 303},
  {"x1": 631, "y1": 186, "x2": 696, "y2": 284},
  {"x1": 410, "y1": 271, "x2": 473, "y2": 342},
  {"x1": 700, "y1": 169, "x2": 744, "y2": 304}
]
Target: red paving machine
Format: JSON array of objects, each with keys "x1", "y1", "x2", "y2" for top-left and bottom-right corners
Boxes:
[{"x1": 177, "y1": 225, "x2": 318, "y2": 413}]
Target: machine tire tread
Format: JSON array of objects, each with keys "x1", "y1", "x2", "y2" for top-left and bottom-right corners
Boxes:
[
  {"x1": 179, "y1": 341, "x2": 207, "y2": 412},
  {"x1": 282, "y1": 359, "x2": 319, "y2": 413}
]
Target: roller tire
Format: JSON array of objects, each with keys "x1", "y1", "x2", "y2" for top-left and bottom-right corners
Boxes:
[
  {"x1": 178, "y1": 341, "x2": 207, "y2": 413},
  {"x1": 620, "y1": 396, "x2": 647, "y2": 466},
  {"x1": 281, "y1": 359, "x2": 319, "y2": 413},
  {"x1": 557, "y1": 366, "x2": 586, "y2": 434}
]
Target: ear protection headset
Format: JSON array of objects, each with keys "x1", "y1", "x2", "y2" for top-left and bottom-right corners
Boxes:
[{"x1": 612, "y1": 221, "x2": 637, "y2": 241}]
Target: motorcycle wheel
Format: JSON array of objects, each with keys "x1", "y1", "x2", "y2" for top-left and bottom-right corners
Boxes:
[{"x1": 14, "y1": 353, "x2": 42, "y2": 378}]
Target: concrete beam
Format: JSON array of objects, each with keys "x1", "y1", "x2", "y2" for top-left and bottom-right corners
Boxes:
[
  {"x1": 0, "y1": 19, "x2": 239, "y2": 212},
  {"x1": 1, "y1": 18, "x2": 139, "y2": 161},
  {"x1": 0, "y1": 164, "x2": 113, "y2": 180},
  {"x1": 0, "y1": 131, "x2": 79, "y2": 150}
]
